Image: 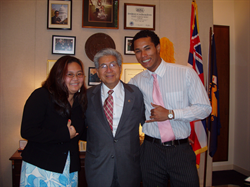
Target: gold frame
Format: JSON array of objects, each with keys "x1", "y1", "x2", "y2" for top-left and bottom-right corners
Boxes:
[
  {"x1": 121, "y1": 63, "x2": 145, "y2": 83},
  {"x1": 47, "y1": 60, "x2": 56, "y2": 76}
]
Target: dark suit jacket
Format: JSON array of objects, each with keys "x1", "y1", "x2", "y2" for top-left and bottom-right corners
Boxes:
[{"x1": 85, "y1": 81, "x2": 145, "y2": 187}]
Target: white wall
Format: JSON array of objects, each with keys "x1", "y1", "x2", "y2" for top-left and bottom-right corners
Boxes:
[
  {"x1": 0, "y1": 0, "x2": 214, "y2": 186},
  {"x1": 213, "y1": 0, "x2": 250, "y2": 176},
  {"x1": 234, "y1": 0, "x2": 250, "y2": 175},
  {"x1": 212, "y1": 0, "x2": 236, "y2": 171}
]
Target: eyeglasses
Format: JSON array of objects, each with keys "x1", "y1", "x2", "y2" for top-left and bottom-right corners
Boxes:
[
  {"x1": 66, "y1": 72, "x2": 84, "y2": 78},
  {"x1": 99, "y1": 62, "x2": 118, "y2": 70}
]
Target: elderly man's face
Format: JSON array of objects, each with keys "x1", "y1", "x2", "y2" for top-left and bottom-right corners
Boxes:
[{"x1": 96, "y1": 55, "x2": 121, "y2": 89}]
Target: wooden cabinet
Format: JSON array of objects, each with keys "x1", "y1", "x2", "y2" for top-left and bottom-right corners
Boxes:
[
  {"x1": 79, "y1": 152, "x2": 88, "y2": 187},
  {"x1": 9, "y1": 150, "x2": 87, "y2": 187},
  {"x1": 9, "y1": 151, "x2": 22, "y2": 187}
]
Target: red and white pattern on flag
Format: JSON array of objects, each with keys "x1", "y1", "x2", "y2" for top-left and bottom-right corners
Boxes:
[
  {"x1": 188, "y1": 1, "x2": 207, "y2": 168},
  {"x1": 188, "y1": 1, "x2": 204, "y2": 84},
  {"x1": 104, "y1": 90, "x2": 114, "y2": 131}
]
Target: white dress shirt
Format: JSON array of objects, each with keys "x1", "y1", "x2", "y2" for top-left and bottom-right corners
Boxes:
[
  {"x1": 101, "y1": 81, "x2": 124, "y2": 137},
  {"x1": 129, "y1": 59, "x2": 212, "y2": 140}
]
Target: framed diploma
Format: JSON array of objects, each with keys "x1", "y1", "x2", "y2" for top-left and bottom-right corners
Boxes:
[
  {"x1": 121, "y1": 63, "x2": 146, "y2": 83},
  {"x1": 124, "y1": 3, "x2": 155, "y2": 30}
]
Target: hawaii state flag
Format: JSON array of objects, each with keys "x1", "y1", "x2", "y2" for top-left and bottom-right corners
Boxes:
[
  {"x1": 187, "y1": 0, "x2": 207, "y2": 167},
  {"x1": 208, "y1": 33, "x2": 221, "y2": 157}
]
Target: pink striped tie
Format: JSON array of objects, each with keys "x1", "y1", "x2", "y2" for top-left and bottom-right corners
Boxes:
[
  {"x1": 104, "y1": 90, "x2": 114, "y2": 131},
  {"x1": 152, "y1": 74, "x2": 175, "y2": 142}
]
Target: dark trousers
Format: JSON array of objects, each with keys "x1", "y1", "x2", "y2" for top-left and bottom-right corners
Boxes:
[{"x1": 140, "y1": 139, "x2": 199, "y2": 187}]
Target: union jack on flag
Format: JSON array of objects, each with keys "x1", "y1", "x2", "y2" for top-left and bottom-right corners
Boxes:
[{"x1": 188, "y1": 0, "x2": 207, "y2": 168}]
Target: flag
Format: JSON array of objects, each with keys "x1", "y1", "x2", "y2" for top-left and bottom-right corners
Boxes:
[
  {"x1": 187, "y1": 0, "x2": 207, "y2": 167},
  {"x1": 208, "y1": 33, "x2": 221, "y2": 157}
]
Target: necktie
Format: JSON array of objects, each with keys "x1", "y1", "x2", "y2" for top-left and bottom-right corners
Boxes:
[
  {"x1": 104, "y1": 90, "x2": 114, "y2": 131},
  {"x1": 152, "y1": 74, "x2": 175, "y2": 142}
]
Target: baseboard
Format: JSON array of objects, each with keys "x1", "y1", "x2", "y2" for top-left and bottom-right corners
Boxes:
[
  {"x1": 212, "y1": 163, "x2": 250, "y2": 176},
  {"x1": 233, "y1": 165, "x2": 250, "y2": 176},
  {"x1": 213, "y1": 163, "x2": 234, "y2": 171}
]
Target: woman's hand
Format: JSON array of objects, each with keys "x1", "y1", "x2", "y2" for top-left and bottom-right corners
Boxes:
[{"x1": 67, "y1": 119, "x2": 79, "y2": 139}]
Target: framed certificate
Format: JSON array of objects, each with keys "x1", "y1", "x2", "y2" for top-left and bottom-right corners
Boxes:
[
  {"x1": 124, "y1": 3, "x2": 155, "y2": 30},
  {"x1": 121, "y1": 63, "x2": 145, "y2": 83}
]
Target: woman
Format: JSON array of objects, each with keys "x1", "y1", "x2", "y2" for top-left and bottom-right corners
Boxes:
[{"x1": 20, "y1": 56, "x2": 87, "y2": 187}]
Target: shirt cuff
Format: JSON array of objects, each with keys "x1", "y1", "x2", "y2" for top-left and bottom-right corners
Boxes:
[{"x1": 173, "y1": 109, "x2": 183, "y2": 119}]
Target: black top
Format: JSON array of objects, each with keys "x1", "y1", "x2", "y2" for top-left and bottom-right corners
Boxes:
[{"x1": 21, "y1": 87, "x2": 86, "y2": 173}]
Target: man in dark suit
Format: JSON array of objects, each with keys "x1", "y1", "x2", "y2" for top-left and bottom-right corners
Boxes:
[
  {"x1": 51, "y1": 10, "x2": 62, "y2": 24},
  {"x1": 85, "y1": 48, "x2": 145, "y2": 187}
]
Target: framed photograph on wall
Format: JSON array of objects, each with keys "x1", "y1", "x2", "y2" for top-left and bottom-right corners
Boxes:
[
  {"x1": 82, "y1": 0, "x2": 119, "y2": 29},
  {"x1": 88, "y1": 67, "x2": 101, "y2": 86},
  {"x1": 47, "y1": 0, "x2": 72, "y2": 30},
  {"x1": 124, "y1": 3, "x2": 155, "y2": 30},
  {"x1": 52, "y1": 35, "x2": 76, "y2": 55},
  {"x1": 124, "y1": 36, "x2": 134, "y2": 55}
]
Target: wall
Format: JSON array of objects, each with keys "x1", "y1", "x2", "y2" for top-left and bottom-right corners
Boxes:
[
  {"x1": 0, "y1": 0, "x2": 213, "y2": 186},
  {"x1": 234, "y1": 0, "x2": 250, "y2": 175},
  {"x1": 213, "y1": 0, "x2": 236, "y2": 171},
  {"x1": 213, "y1": 0, "x2": 250, "y2": 176}
]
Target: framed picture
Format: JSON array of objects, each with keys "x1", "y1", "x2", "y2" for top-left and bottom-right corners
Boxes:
[
  {"x1": 124, "y1": 36, "x2": 134, "y2": 55},
  {"x1": 124, "y1": 3, "x2": 155, "y2": 30},
  {"x1": 47, "y1": 0, "x2": 72, "y2": 30},
  {"x1": 88, "y1": 67, "x2": 101, "y2": 86},
  {"x1": 52, "y1": 35, "x2": 76, "y2": 55},
  {"x1": 47, "y1": 60, "x2": 56, "y2": 76},
  {"x1": 79, "y1": 140, "x2": 87, "y2": 152},
  {"x1": 82, "y1": 0, "x2": 119, "y2": 29},
  {"x1": 121, "y1": 63, "x2": 145, "y2": 83}
]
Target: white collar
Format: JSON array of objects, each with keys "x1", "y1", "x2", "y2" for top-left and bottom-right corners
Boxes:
[
  {"x1": 146, "y1": 59, "x2": 167, "y2": 79},
  {"x1": 101, "y1": 81, "x2": 123, "y2": 97}
]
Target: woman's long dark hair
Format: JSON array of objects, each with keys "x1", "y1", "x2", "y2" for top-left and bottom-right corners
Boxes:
[{"x1": 42, "y1": 55, "x2": 87, "y2": 118}]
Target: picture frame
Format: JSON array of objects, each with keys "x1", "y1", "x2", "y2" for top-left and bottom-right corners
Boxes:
[
  {"x1": 79, "y1": 140, "x2": 87, "y2": 152},
  {"x1": 47, "y1": 60, "x2": 57, "y2": 76},
  {"x1": 124, "y1": 36, "x2": 134, "y2": 55},
  {"x1": 88, "y1": 67, "x2": 101, "y2": 86},
  {"x1": 124, "y1": 3, "x2": 155, "y2": 30},
  {"x1": 82, "y1": 0, "x2": 119, "y2": 29},
  {"x1": 121, "y1": 63, "x2": 145, "y2": 83},
  {"x1": 52, "y1": 35, "x2": 76, "y2": 55},
  {"x1": 47, "y1": 0, "x2": 72, "y2": 30}
]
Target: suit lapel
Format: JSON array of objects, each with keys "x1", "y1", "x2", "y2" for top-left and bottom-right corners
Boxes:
[
  {"x1": 115, "y1": 82, "x2": 135, "y2": 136},
  {"x1": 90, "y1": 84, "x2": 113, "y2": 136}
]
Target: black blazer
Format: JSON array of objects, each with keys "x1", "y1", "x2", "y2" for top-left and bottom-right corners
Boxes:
[
  {"x1": 85, "y1": 81, "x2": 145, "y2": 187},
  {"x1": 21, "y1": 87, "x2": 86, "y2": 173}
]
